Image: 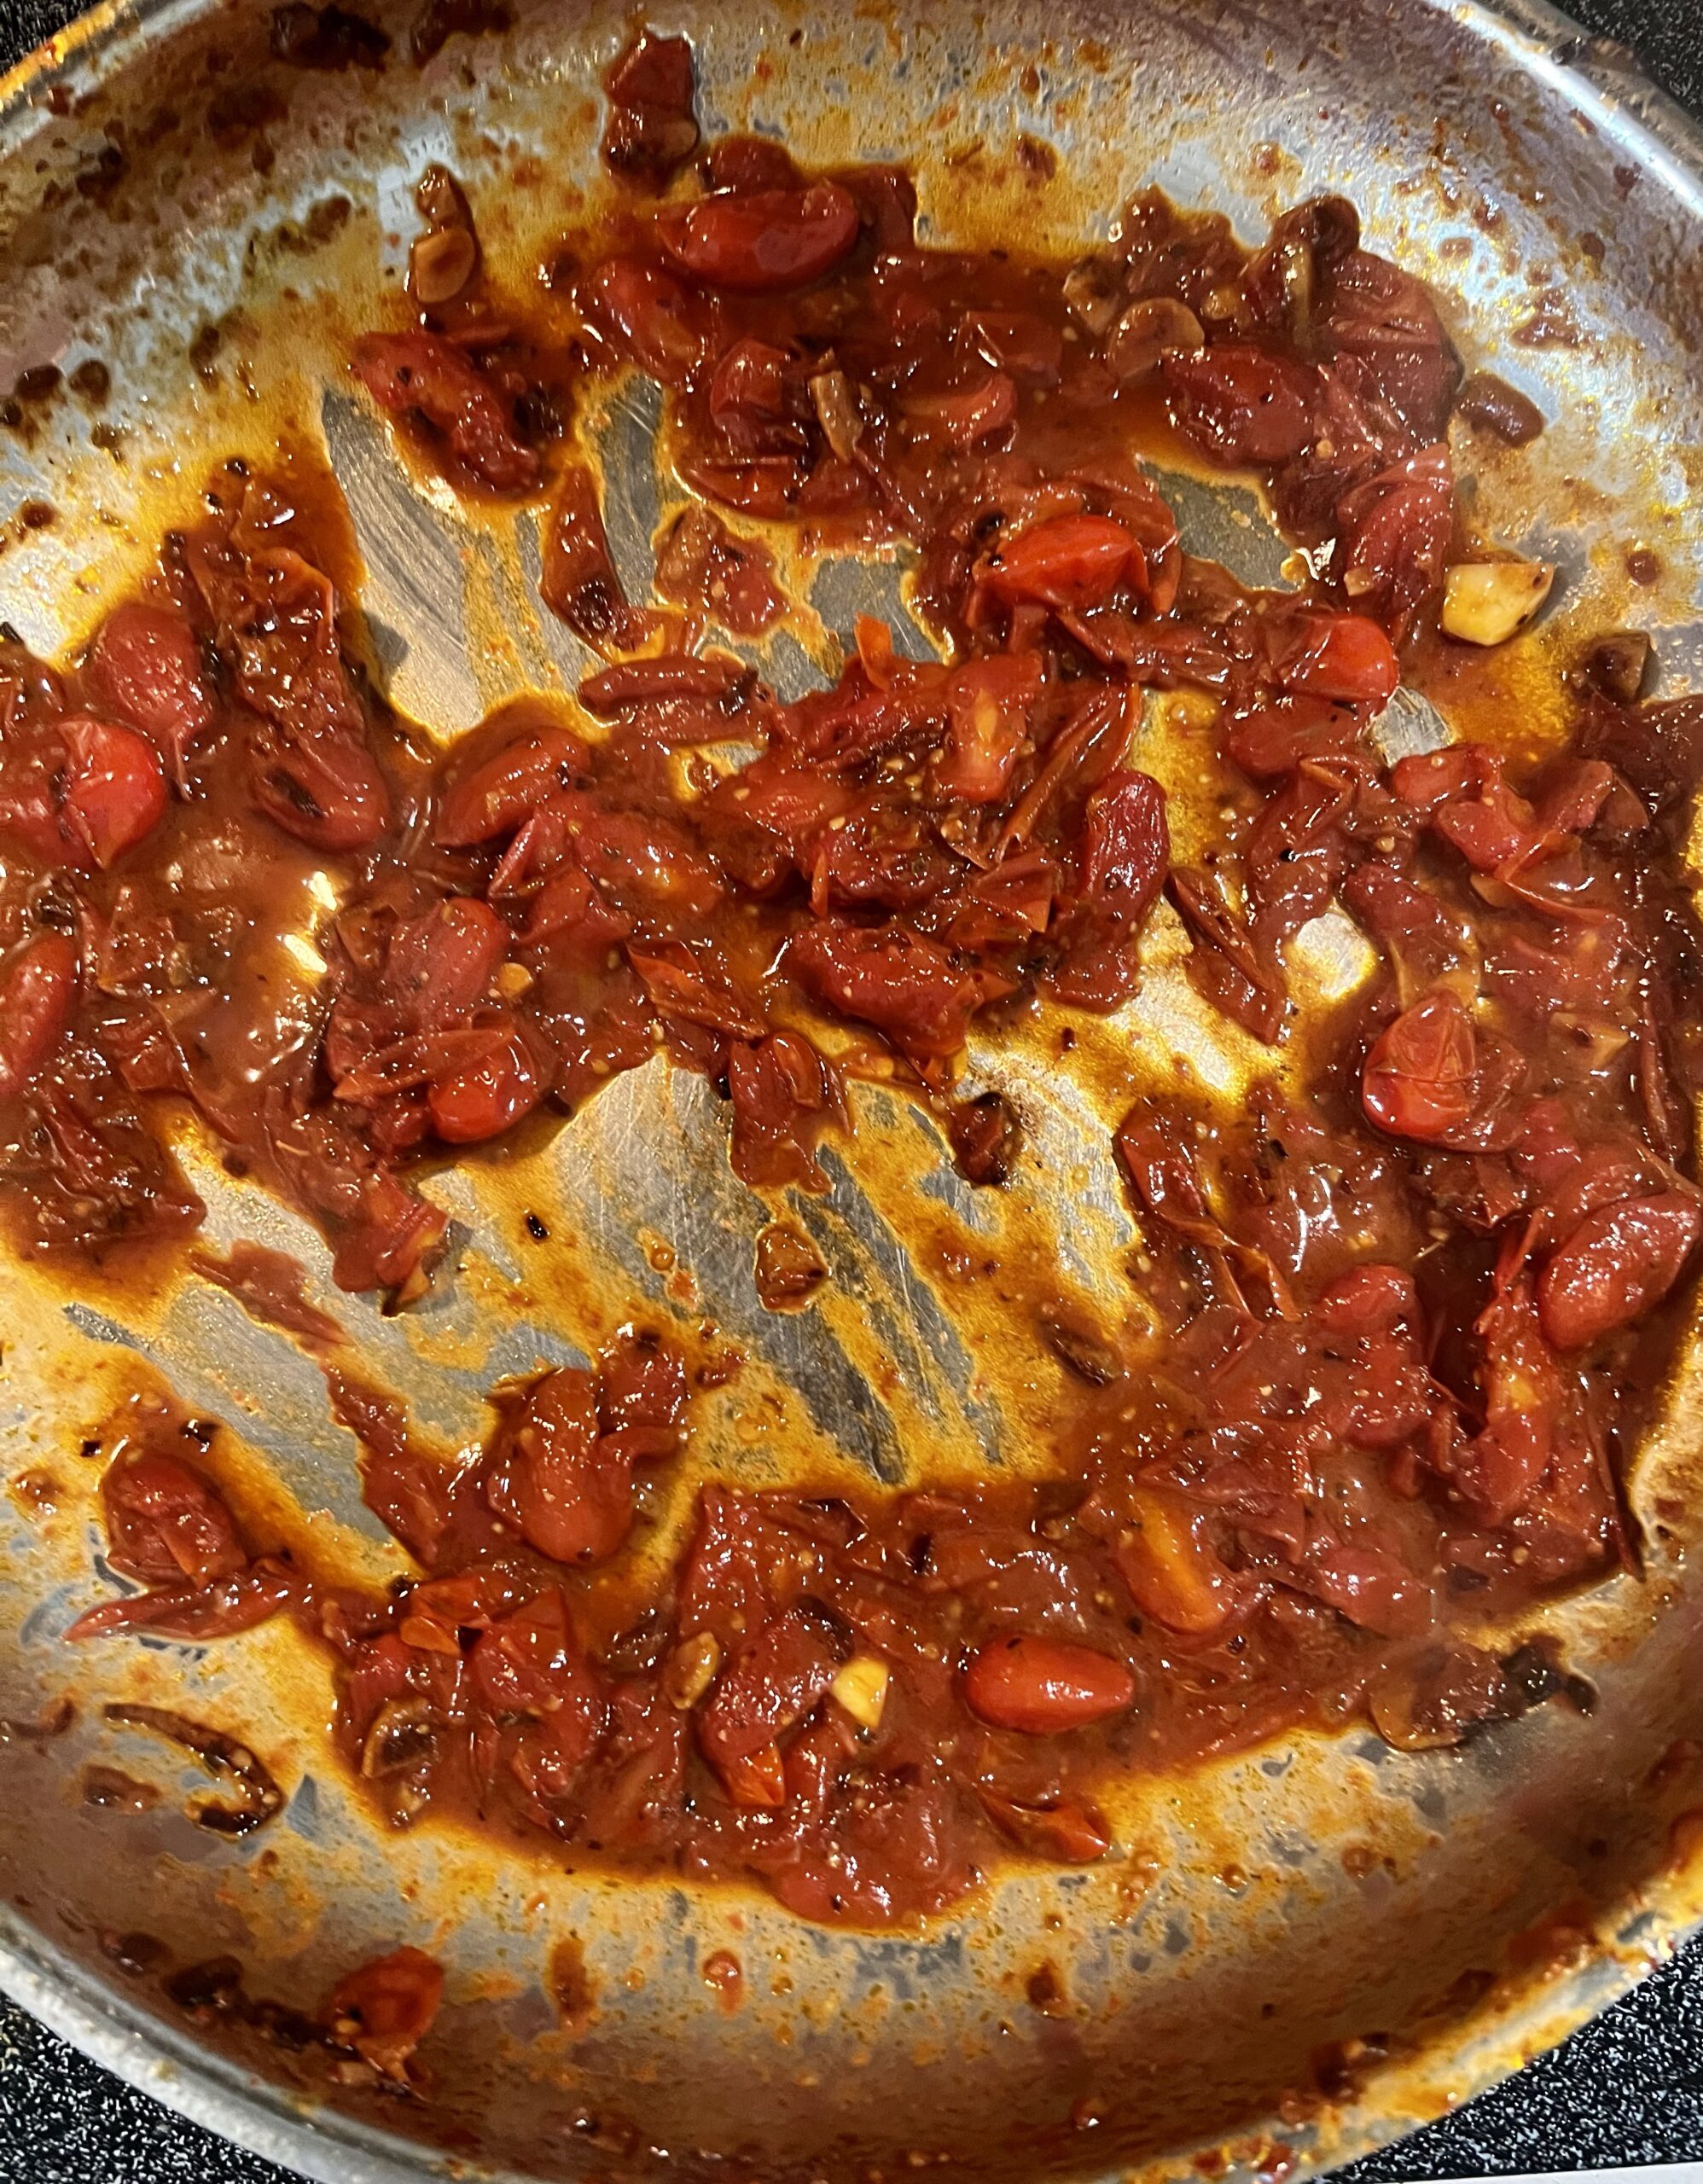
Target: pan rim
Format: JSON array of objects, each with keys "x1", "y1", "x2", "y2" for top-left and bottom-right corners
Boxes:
[{"x1": 0, "y1": 0, "x2": 1698, "y2": 2175}]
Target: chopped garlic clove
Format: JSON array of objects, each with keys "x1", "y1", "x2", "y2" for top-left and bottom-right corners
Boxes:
[
  {"x1": 664, "y1": 1630, "x2": 721, "y2": 1710},
  {"x1": 830, "y1": 1653, "x2": 890, "y2": 1730},
  {"x1": 1441, "y1": 560, "x2": 1555, "y2": 647}
]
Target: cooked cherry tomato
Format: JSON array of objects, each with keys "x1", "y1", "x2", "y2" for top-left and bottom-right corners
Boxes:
[
  {"x1": 936, "y1": 655, "x2": 1042, "y2": 802},
  {"x1": 84, "y1": 604, "x2": 213, "y2": 774},
  {"x1": 247, "y1": 721, "x2": 391, "y2": 851},
  {"x1": 1268, "y1": 609, "x2": 1400, "y2": 706},
  {"x1": 788, "y1": 919, "x2": 986, "y2": 1061},
  {"x1": 1362, "y1": 990, "x2": 1476, "y2": 1143},
  {"x1": 1162, "y1": 344, "x2": 1317, "y2": 464},
  {"x1": 1537, "y1": 1193, "x2": 1702, "y2": 1350},
  {"x1": 985, "y1": 514, "x2": 1142, "y2": 612},
  {"x1": 697, "y1": 1604, "x2": 846, "y2": 1783},
  {"x1": 101, "y1": 1449, "x2": 247, "y2": 1589},
  {"x1": 57, "y1": 715, "x2": 167, "y2": 868},
  {"x1": 384, "y1": 898, "x2": 509, "y2": 1026},
  {"x1": 579, "y1": 256, "x2": 716, "y2": 387},
  {"x1": 436, "y1": 729, "x2": 590, "y2": 845},
  {"x1": 352, "y1": 333, "x2": 539, "y2": 493},
  {"x1": 962, "y1": 1634, "x2": 1135, "y2": 1734},
  {"x1": 0, "y1": 932, "x2": 78, "y2": 1102},
  {"x1": 427, "y1": 1021, "x2": 545, "y2": 1142},
  {"x1": 488, "y1": 1368, "x2": 636, "y2": 1563},
  {"x1": 324, "y1": 1947, "x2": 444, "y2": 2082},
  {"x1": 658, "y1": 182, "x2": 860, "y2": 292}
]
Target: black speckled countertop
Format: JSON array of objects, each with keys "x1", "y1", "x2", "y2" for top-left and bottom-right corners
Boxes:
[{"x1": 0, "y1": 0, "x2": 1700, "y2": 2177}]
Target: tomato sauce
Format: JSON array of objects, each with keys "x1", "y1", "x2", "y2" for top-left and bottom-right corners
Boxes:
[{"x1": 8, "y1": 32, "x2": 1703, "y2": 1928}]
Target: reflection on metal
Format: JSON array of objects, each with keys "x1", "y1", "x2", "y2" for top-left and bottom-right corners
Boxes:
[{"x1": 0, "y1": 0, "x2": 1702, "y2": 2181}]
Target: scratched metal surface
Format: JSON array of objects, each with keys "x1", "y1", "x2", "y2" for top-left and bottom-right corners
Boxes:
[{"x1": 0, "y1": 0, "x2": 1702, "y2": 2181}]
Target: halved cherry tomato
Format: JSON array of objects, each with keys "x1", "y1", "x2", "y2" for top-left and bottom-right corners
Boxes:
[
  {"x1": 962, "y1": 1634, "x2": 1135, "y2": 1734},
  {"x1": 488, "y1": 1368, "x2": 635, "y2": 1563},
  {"x1": 57, "y1": 716, "x2": 167, "y2": 868},
  {"x1": 985, "y1": 514, "x2": 1142, "y2": 612},
  {"x1": 1161, "y1": 344, "x2": 1317, "y2": 464},
  {"x1": 384, "y1": 897, "x2": 509, "y2": 1026},
  {"x1": 84, "y1": 603, "x2": 213, "y2": 775},
  {"x1": 436, "y1": 729, "x2": 590, "y2": 845},
  {"x1": 1362, "y1": 990, "x2": 1477, "y2": 1143},
  {"x1": 0, "y1": 932, "x2": 78, "y2": 1101},
  {"x1": 936, "y1": 654, "x2": 1043, "y2": 802},
  {"x1": 579, "y1": 257, "x2": 716, "y2": 388},
  {"x1": 1537, "y1": 1193, "x2": 1701, "y2": 1350},
  {"x1": 657, "y1": 181, "x2": 860, "y2": 293},
  {"x1": 427, "y1": 1021, "x2": 545, "y2": 1142},
  {"x1": 101, "y1": 1449, "x2": 248, "y2": 1589},
  {"x1": 1268, "y1": 610, "x2": 1400, "y2": 707}
]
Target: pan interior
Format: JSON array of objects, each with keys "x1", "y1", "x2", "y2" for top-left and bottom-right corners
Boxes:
[{"x1": 2, "y1": 1, "x2": 1703, "y2": 2179}]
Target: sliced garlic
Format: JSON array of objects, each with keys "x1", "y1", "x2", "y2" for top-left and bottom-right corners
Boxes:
[
  {"x1": 664, "y1": 1630, "x2": 720, "y2": 1711},
  {"x1": 830, "y1": 1653, "x2": 890, "y2": 1731},
  {"x1": 410, "y1": 224, "x2": 479, "y2": 308},
  {"x1": 1103, "y1": 297, "x2": 1205, "y2": 382},
  {"x1": 1440, "y1": 559, "x2": 1555, "y2": 647}
]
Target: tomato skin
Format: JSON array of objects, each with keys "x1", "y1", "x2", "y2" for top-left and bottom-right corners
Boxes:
[
  {"x1": 1268, "y1": 610, "x2": 1400, "y2": 706},
  {"x1": 1162, "y1": 344, "x2": 1317, "y2": 464},
  {"x1": 904, "y1": 370, "x2": 1018, "y2": 447},
  {"x1": 0, "y1": 932, "x2": 78, "y2": 1101},
  {"x1": 427, "y1": 1021, "x2": 545, "y2": 1143},
  {"x1": 985, "y1": 514, "x2": 1141, "y2": 611},
  {"x1": 84, "y1": 604, "x2": 213, "y2": 773},
  {"x1": 962, "y1": 1634, "x2": 1135, "y2": 1734},
  {"x1": 1362, "y1": 990, "x2": 1477, "y2": 1143},
  {"x1": 1537, "y1": 1193, "x2": 1702, "y2": 1350},
  {"x1": 658, "y1": 182, "x2": 860, "y2": 292}
]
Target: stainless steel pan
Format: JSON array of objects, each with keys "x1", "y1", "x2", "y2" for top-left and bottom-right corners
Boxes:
[{"x1": 2, "y1": 0, "x2": 1703, "y2": 2178}]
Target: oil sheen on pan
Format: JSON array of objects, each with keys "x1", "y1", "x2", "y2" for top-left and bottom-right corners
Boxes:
[{"x1": 4, "y1": 3, "x2": 1703, "y2": 2180}]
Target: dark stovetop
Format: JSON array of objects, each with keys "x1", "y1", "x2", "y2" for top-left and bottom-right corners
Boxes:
[{"x1": 0, "y1": 0, "x2": 1700, "y2": 2177}]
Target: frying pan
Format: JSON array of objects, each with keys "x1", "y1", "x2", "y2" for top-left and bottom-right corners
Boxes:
[{"x1": 2, "y1": 0, "x2": 1703, "y2": 2178}]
